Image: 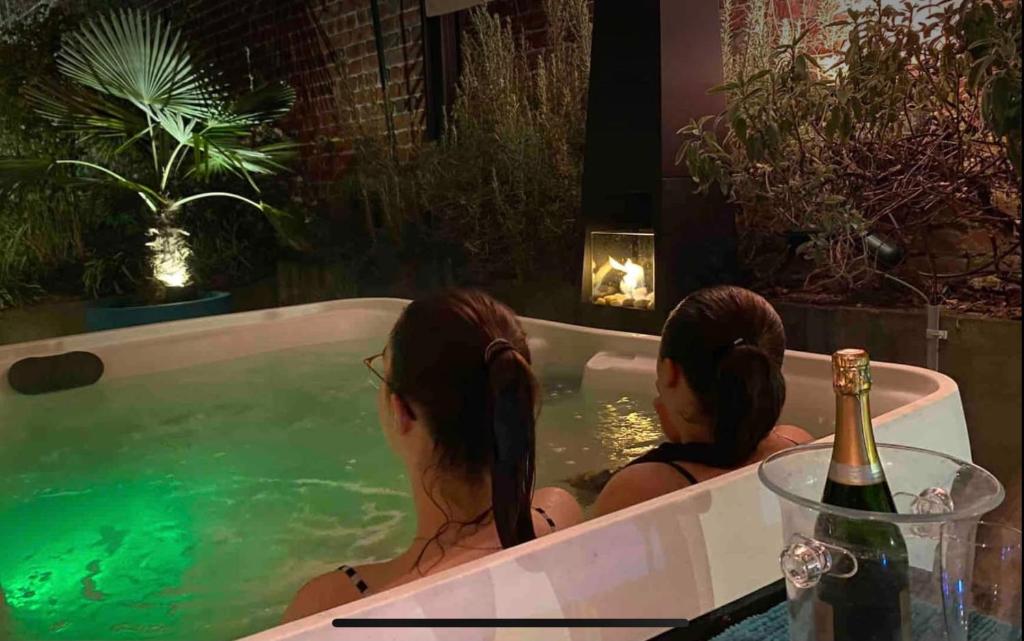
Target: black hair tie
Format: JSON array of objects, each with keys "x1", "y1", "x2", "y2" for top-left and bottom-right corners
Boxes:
[
  {"x1": 714, "y1": 337, "x2": 749, "y2": 361},
  {"x1": 484, "y1": 338, "x2": 516, "y2": 365}
]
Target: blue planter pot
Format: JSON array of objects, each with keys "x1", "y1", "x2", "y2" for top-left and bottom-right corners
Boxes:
[{"x1": 85, "y1": 291, "x2": 233, "y2": 332}]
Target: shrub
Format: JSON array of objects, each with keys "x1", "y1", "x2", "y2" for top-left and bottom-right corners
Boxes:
[
  {"x1": 682, "y1": 0, "x2": 1021, "y2": 300},
  {"x1": 0, "y1": 1, "x2": 147, "y2": 308},
  {"x1": 346, "y1": 0, "x2": 591, "y2": 284}
]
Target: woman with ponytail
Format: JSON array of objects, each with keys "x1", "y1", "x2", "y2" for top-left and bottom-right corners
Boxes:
[
  {"x1": 284, "y1": 290, "x2": 581, "y2": 622},
  {"x1": 593, "y1": 286, "x2": 812, "y2": 517}
]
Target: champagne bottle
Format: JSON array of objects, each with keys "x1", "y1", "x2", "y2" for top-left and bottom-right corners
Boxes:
[{"x1": 814, "y1": 349, "x2": 911, "y2": 641}]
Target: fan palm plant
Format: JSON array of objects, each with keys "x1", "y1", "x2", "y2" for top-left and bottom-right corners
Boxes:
[{"x1": 0, "y1": 9, "x2": 298, "y2": 296}]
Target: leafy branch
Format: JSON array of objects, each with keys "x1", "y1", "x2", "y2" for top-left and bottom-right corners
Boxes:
[{"x1": 680, "y1": 0, "x2": 1021, "y2": 299}]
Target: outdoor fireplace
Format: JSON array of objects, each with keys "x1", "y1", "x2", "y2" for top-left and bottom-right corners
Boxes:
[
  {"x1": 585, "y1": 230, "x2": 656, "y2": 310},
  {"x1": 578, "y1": 0, "x2": 737, "y2": 330}
]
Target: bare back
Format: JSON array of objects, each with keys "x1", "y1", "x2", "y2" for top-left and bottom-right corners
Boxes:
[
  {"x1": 683, "y1": 425, "x2": 812, "y2": 483},
  {"x1": 283, "y1": 487, "x2": 581, "y2": 623},
  {"x1": 593, "y1": 426, "x2": 813, "y2": 516}
]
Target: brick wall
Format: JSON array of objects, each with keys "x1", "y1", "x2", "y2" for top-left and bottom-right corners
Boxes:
[
  {"x1": 137, "y1": 0, "x2": 553, "y2": 188},
  {"x1": 724, "y1": 0, "x2": 822, "y2": 28}
]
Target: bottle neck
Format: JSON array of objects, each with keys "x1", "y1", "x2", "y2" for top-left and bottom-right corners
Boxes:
[{"x1": 829, "y1": 392, "x2": 885, "y2": 486}]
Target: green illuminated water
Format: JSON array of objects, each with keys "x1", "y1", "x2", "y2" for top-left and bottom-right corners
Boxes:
[{"x1": 0, "y1": 340, "x2": 659, "y2": 640}]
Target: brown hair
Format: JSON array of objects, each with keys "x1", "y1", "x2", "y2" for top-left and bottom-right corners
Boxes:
[
  {"x1": 388, "y1": 289, "x2": 538, "y2": 549},
  {"x1": 660, "y1": 286, "x2": 787, "y2": 467}
]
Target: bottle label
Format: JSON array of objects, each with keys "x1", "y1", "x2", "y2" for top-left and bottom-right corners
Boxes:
[{"x1": 827, "y1": 461, "x2": 885, "y2": 486}]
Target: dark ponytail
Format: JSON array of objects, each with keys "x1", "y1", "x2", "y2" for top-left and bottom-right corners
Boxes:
[
  {"x1": 711, "y1": 343, "x2": 786, "y2": 467},
  {"x1": 661, "y1": 286, "x2": 788, "y2": 467},
  {"x1": 388, "y1": 290, "x2": 539, "y2": 553},
  {"x1": 484, "y1": 340, "x2": 537, "y2": 548}
]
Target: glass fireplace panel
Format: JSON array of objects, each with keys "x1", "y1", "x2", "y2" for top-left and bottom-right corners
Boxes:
[{"x1": 589, "y1": 231, "x2": 655, "y2": 310}]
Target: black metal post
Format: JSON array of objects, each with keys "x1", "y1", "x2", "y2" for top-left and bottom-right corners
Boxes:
[{"x1": 369, "y1": 0, "x2": 399, "y2": 159}]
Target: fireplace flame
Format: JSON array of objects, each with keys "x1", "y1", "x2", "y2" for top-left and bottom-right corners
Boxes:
[
  {"x1": 589, "y1": 232, "x2": 655, "y2": 310},
  {"x1": 608, "y1": 256, "x2": 645, "y2": 297}
]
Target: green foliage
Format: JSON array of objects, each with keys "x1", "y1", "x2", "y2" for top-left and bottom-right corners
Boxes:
[
  {"x1": 960, "y1": 0, "x2": 1022, "y2": 175},
  {"x1": 176, "y1": 177, "x2": 284, "y2": 288},
  {"x1": 428, "y1": 0, "x2": 590, "y2": 282},
  {"x1": 347, "y1": 0, "x2": 591, "y2": 283},
  {"x1": 1, "y1": 7, "x2": 299, "y2": 302},
  {"x1": 682, "y1": 0, "x2": 1021, "y2": 294},
  {"x1": 0, "y1": 1, "x2": 148, "y2": 309},
  {"x1": 721, "y1": 0, "x2": 848, "y2": 83},
  {"x1": 22, "y1": 10, "x2": 296, "y2": 182}
]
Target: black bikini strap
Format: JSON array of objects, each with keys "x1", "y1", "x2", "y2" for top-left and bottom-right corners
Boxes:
[
  {"x1": 533, "y1": 506, "x2": 557, "y2": 530},
  {"x1": 338, "y1": 564, "x2": 369, "y2": 594},
  {"x1": 661, "y1": 460, "x2": 699, "y2": 486},
  {"x1": 627, "y1": 442, "x2": 712, "y2": 485}
]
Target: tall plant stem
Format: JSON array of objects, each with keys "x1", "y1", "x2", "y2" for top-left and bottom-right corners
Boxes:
[
  {"x1": 161, "y1": 142, "x2": 188, "y2": 191},
  {"x1": 145, "y1": 112, "x2": 161, "y2": 177}
]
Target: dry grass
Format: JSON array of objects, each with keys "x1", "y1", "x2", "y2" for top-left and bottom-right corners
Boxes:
[{"x1": 344, "y1": 0, "x2": 592, "y2": 283}]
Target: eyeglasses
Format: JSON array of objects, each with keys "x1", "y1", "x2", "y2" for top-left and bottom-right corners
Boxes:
[{"x1": 364, "y1": 351, "x2": 386, "y2": 389}]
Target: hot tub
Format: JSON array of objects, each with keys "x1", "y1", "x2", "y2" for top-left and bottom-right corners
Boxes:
[{"x1": 0, "y1": 298, "x2": 970, "y2": 641}]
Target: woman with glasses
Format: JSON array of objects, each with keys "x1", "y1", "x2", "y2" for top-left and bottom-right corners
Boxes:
[{"x1": 283, "y1": 290, "x2": 582, "y2": 622}]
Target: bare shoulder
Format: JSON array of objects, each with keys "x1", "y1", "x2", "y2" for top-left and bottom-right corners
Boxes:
[
  {"x1": 282, "y1": 568, "x2": 365, "y2": 624},
  {"x1": 775, "y1": 424, "x2": 815, "y2": 444},
  {"x1": 592, "y1": 463, "x2": 692, "y2": 518},
  {"x1": 533, "y1": 486, "x2": 584, "y2": 531}
]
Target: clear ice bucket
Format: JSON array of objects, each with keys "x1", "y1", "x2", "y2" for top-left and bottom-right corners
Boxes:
[{"x1": 759, "y1": 443, "x2": 1019, "y2": 641}]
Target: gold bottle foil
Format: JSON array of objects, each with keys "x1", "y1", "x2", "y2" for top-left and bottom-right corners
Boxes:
[
  {"x1": 833, "y1": 349, "x2": 872, "y2": 395},
  {"x1": 829, "y1": 349, "x2": 885, "y2": 485}
]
